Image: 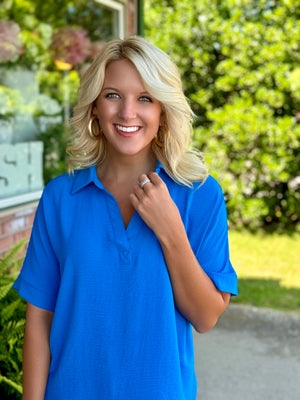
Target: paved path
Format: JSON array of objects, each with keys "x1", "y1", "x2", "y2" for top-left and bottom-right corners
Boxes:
[{"x1": 193, "y1": 304, "x2": 300, "y2": 400}]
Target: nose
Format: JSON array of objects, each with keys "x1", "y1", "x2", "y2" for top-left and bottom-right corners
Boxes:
[{"x1": 117, "y1": 97, "x2": 137, "y2": 121}]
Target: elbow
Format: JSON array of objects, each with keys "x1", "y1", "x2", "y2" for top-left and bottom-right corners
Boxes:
[
  {"x1": 194, "y1": 291, "x2": 231, "y2": 333},
  {"x1": 193, "y1": 299, "x2": 229, "y2": 333},
  {"x1": 186, "y1": 292, "x2": 231, "y2": 334},
  {"x1": 193, "y1": 315, "x2": 219, "y2": 334}
]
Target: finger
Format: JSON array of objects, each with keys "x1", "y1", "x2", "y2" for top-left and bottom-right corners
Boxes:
[
  {"x1": 139, "y1": 174, "x2": 152, "y2": 190},
  {"x1": 133, "y1": 183, "x2": 146, "y2": 200},
  {"x1": 129, "y1": 192, "x2": 139, "y2": 209},
  {"x1": 130, "y1": 194, "x2": 147, "y2": 214},
  {"x1": 148, "y1": 172, "x2": 163, "y2": 186}
]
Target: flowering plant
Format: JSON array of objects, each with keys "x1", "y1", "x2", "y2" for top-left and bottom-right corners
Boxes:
[
  {"x1": 51, "y1": 26, "x2": 91, "y2": 66},
  {"x1": 0, "y1": 20, "x2": 23, "y2": 63}
]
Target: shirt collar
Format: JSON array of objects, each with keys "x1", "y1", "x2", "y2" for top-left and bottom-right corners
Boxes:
[
  {"x1": 71, "y1": 160, "x2": 166, "y2": 195},
  {"x1": 155, "y1": 160, "x2": 164, "y2": 174},
  {"x1": 71, "y1": 166, "x2": 103, "y2": 194}
]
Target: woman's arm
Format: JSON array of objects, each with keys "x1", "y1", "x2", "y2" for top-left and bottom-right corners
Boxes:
[
  {"x1": 22, "y1": 302, "x2": 54, "y2": 400},
  {"x1": 130, "y1": 172, "x2": 231, "y2": 333},
  {"x1": 156, "y1": 220, "x2": 230, "y2": 333}
]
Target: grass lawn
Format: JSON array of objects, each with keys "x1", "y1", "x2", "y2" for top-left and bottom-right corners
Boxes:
[{"x1": 228, "y1": 230, "x2": 300, "y2": 313}]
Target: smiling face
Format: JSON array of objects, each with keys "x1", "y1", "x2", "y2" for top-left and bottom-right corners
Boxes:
[{"x1": 93, "y1": 59, "x2": 162, "y2": 162}]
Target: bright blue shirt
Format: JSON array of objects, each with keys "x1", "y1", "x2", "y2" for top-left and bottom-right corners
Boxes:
[{"x1": 13, "y1": 162, "x2": 238, "y2": 400}]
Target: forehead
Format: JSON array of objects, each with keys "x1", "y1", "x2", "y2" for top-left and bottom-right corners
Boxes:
[{"x1": 103, "y1": 59, "x2": 145, "y2": 89}]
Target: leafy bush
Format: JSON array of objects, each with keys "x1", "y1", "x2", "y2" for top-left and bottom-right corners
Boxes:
[
  {"x1": 37, "y1": 122, "x2": 70, "y2": 184},
  {"x1": 0, "y1": 240, "x2": 27, "y2": 399},
  {"x1": 145, "y1": 0, "x2": 300, "y2": 231}
]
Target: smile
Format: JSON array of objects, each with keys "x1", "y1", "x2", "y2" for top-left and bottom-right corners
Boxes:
[{"x1": 115, "y1": 124, "x2": 140, "y2": 133}]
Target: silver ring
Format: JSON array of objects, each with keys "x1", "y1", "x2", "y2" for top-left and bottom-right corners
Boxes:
[{"x1": 139, "y1": 178, "x2": 151, "y2": 189}]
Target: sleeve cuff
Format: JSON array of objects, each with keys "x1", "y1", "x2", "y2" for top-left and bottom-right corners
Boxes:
[
  {"x1": 13, "y1": 275, "x2": 56, "y2": 311},
  {"x1": 205, "y1": 270, "x2": 238, "y2": 296}
]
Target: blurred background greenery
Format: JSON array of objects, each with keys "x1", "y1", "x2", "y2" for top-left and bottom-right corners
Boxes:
[
  {"x1": 228, "y1": 230, "x2": 300, "y2": 311},
  {"x1": 145, "y1": 0, "x2": 300, "y2": 233}
]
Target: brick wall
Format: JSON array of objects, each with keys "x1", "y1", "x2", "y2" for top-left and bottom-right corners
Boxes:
[
  {"x1": 127, "y1": 0, "x2": 137, "y2": 35},
  {"x1": 0, "y1": 202, "x2": 37, "y2": 257}
]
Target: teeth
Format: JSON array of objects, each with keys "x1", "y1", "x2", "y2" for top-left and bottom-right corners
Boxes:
[{"x1": 116, "y1": 125, "x2": 139, "y2": 133}]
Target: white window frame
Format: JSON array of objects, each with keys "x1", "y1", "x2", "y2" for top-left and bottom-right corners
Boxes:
[
  {"x1": 95, "y1": 0, "x2": 125, "y2": 39},
  {"x1": 0, "y1": 190, "x2": 43, "y2": 210}
]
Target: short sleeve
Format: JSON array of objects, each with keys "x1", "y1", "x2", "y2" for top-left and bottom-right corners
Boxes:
[
  {"x1": 188, "y1": 177, "x2": 238, "y2": 296},
  {"x1": 13, "y1": 188, "x2": 60, "y2": 311}
]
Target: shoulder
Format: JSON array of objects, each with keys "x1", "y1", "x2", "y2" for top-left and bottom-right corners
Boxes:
[
  {"x1": 189, "y1": 176, "x2": 229, "y2": 228},
  {"x1": 39, "y1": 167, "x2": 98, "y2": 215},
  {"x1": 193, "y1": 175, "x2": 224, "y2": 201},
  {"x1": 42, "y1": 172, "x2": 74, "y2": 200},
  {"x1": 190, "y1": 176, "x2": 227, "y2": 217},
  {"x1": 170, "y1": 174, "x2": 224, "y2": 201},
  {"x1": 165, "y1": 174, "x2": 226, "y2": 220},
  {"x1": 43, "y1": 167, "x2": 92, "y2": 197},
  {"x1": 41, "y1": 168, "x2": 91, "y2": 209}
]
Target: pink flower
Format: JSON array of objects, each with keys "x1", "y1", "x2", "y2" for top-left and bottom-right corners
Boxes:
[
  {"x1": 51, "y1": 26, "x2": 91, "y2": 66},
  {"x1": 0, "y1": 19, "x2": 22, "y2": 63}
]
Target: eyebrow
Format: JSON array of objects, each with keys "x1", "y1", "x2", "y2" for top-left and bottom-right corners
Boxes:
[
  {"x1": 102, "y1": 87, "x2": 151, "y2": 96},
  {"x1": 102, "y1": 87, "x2": 119, "y2": 92}
]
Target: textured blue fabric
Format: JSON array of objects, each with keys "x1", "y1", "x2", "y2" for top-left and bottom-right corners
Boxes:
[{"x1": 13, "y1": 162, "x2": 237, "y2": 400}]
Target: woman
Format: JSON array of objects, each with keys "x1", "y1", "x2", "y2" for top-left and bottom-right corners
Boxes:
[{"x1": 14, "y1": 36, "x2": 238, "y2": 400}]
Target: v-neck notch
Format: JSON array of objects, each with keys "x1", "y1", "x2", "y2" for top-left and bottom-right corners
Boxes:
[
  {"x1": 71, "y1": 162, "x2": 165, "y2": 265},
  {"x1": 90, "y1": 160, "x2": 164, "y2": 234}
]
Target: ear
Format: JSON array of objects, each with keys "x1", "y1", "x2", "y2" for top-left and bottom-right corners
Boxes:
[
  {"x1": 92, "y1": 103, "x2": 98, "y2": 117},
  {"x1": 92, "y1": 95, "x2": 101, "y2": 116},
  {"x1": 160, "y1": 112, "x2": 166, "y2": 127}
]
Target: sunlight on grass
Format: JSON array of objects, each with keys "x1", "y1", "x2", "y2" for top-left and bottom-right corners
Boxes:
[
  {"x1": 228, "y1": 231, "x2": 300, "y2": 312},
  {"x1": 229, "y1": 231, "x2": 300, "y2": 289}
]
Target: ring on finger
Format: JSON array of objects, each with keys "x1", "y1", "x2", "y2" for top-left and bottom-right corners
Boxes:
[{"x1": 139, "y1": 178, "x2": 151, "y2": 189}]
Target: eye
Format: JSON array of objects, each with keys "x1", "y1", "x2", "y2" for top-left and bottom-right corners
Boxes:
[
  {"x1": 139, "y1": 96, "x2": 152, "y2": 102},
  {"x1": 105, "y1": 93, "x2": 120, "y2": 99}
]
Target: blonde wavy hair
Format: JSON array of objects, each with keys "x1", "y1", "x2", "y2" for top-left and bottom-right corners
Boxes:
[{"x1": 67, "y1": 35, "x2": 208, "y2": 186}]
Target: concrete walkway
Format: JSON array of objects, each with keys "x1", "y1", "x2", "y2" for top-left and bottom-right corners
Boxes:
[{"x1": 193, "y1": 304, "x2": 300, "y2": 400}]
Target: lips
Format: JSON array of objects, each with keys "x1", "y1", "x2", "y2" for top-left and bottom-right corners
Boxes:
[{"x1": 114, "y1": 124, "x2": 141, "y2": 137}]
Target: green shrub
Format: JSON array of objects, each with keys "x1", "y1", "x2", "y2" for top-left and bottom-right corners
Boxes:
[
  {"x1": 37, "y1": 122, "x2": 70, "y2": 184},
  {"x1": 0, "y1": 240, "x2": 27, "y2": 399},
  {"x1": 145, "y1": 0, "x2": 300, "y2": 231}
]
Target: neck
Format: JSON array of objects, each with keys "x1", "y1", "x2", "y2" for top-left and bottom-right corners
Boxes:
[{"x1": 97, "y1": 151, "x2": 157, "y2": 184}]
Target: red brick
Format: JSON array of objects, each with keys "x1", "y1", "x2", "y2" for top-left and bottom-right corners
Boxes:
[
  {"x1": 2, "y1": 221, "x2": 11, "y2": 235},
  {"x1": 0, "y1": 205, "x2": 37, "y2": 256},
  {"x1": 26, "y1": 211, "x2": 36, "y2": 227},
  {"x1": 2, "y1": 217, "x2": 28, "y2": 235},
  {"x1": 0, "y1": 234, "x2": 14, "y2": 252},
  {"x1": 14, "y1": 228, "x2": 32, "y2": 243},
  {"x1": 0, "y1": 213, "x2": 14, "y2": 223}
]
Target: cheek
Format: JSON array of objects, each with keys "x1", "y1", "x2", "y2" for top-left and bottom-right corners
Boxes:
[
  {"x1": 96, "y1": 103, "x2": 115, "y2": 121},
  {"x1": 145, "y1": 108, "x2": 162, "y2": 127}
]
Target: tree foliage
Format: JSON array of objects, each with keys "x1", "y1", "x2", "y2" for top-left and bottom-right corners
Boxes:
[
  {"x1": 0, "y1": 239, "x2": 27, "y2": 399},
  {"x1": 0, "y1": 0, "x2": 113, "y2": 109},
  {"x1": 145, "y1": 0, "x2": 300, "y2": 231}
]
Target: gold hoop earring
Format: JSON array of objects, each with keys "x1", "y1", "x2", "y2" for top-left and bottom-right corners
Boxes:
[{"x1": 88, "y1": 116, "x2": 103, "y2": 140}]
